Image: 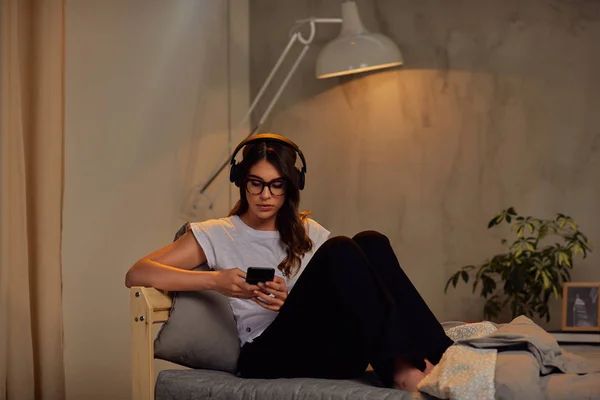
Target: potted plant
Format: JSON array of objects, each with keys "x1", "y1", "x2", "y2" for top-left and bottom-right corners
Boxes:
[{"x1": 445, "y1": 207, "x2": 593, "y2": 322}]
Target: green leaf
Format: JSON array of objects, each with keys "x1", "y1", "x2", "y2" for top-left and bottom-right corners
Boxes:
[
  {"x1": 515, "y1": 248, "x2": 524, "y2": 258},
  {"x1": 461, "y1": 270, "x2": 469, "y2": 283},
  {"x1": 488, "y1": 214, "x2": 503, "y2": 229},
  {"x1": 481, "y1": 275, "x2": 497, "y2": 298},
  {"x1": 528, "y1": 237, "x2": 538, "y2": 249},
  {"x1": 542, "y1": 272, "x2": 551, "y2": 290},
  {"x1": 557, "y1": 251, "x2": 572, "y2": 267},
  {"x1": 526, "y1": 242, "x2": 535, "y2": 252},
  {"x1": 507, "y1": 207, "x2": 517, "y2": 215},
  {"x1": 538, "y1": 225, "x2": 548, "y2": 240},
  {"x1": 444, "y1": 274, "x2": 457, "y2": 293}
]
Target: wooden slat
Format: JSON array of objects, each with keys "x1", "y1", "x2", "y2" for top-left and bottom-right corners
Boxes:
[
  {"x1": 130, "y1": 288, "x2": 153, "y2": 400},
  {"x1": 152, "y1": 310, "x2": 170, "y2": 323},
  {"x1": 131, "y1": 287, "x2": 173, "y2": 400},
  {"x1": 142, "y1": 287, "x2": 172, "y2": 312}
]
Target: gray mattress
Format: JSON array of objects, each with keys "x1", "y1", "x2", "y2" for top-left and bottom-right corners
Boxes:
[
  {"x1": 155, "y1": 369, "x2": 420, "y2": 400},
  {"x1": 155, "y1": 319, "x2": 600, "y2": 400},
  {"x1": 155, "y1": 357, "x2": 600, "y2": 400}
]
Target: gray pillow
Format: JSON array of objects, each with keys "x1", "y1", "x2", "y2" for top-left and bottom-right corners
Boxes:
[{"x1": 153, "y1": 224, "x2": 240, "y2": 373}]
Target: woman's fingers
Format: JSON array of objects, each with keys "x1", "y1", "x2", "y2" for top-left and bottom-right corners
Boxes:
[
  {"x1": 251, "y1": 295, "x2": 281, "y2": 311},
  {"x1": 233, "y1": 287, "x2": 254, "y2": 299},
  {"x1": 253, "y1": 289, "x2": 283, "y2": 305},
  {"x1": 258, "y1": 285, "x2": 285, "y2": 300},
  {"x1": 253, "y1": 289, "x2": 284, "y2": 309},
  {"x1": 272, "y1": 276, "x2": 288, "y2": 291},
  {"x1": 258, "y1": 281, "x2": 288, "y2": 300},
  {"x1": 251, "y1": 297, "x2": 280, "y2": 311},
  {"x1": 249, "y1": 276, "x2": 288, "y2": 310},
  {"x1": 235, "y1": 276, "x2": 259, "y2": 292}
]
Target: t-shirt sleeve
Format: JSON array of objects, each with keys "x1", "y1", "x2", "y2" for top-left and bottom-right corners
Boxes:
[
  {"x1": 189, "y1": 220, "x2": 218, "y2": 268},
  {"x1": 306, "y1": 218, "x2": 330, "y2": 251}
]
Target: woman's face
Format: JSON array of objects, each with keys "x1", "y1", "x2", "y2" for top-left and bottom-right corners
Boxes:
[{"x1": 244, "y1": 159, "x2": 286, "y2": 224}]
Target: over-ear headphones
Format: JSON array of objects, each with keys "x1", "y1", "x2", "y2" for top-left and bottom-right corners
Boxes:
[{"x1": 229, "y1": 133, "x2": 307, "y2": 190}]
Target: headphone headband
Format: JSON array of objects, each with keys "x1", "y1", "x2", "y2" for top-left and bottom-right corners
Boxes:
[
  {"x1": 229, "y1": 133, "x2": 307, "y2": 173},
  {"x1": 229, "y1": 133, "x2": 307, "y2": 189}
]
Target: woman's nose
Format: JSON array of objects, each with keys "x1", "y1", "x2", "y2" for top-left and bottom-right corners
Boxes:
[{"x1": 259, "y1": 186, "x2": 271, "y2": 199}]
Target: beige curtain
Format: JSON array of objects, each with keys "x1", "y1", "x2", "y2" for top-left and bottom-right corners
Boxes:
[{"x1": 0, "y1": 0, "x2": 66, "y2": 399}]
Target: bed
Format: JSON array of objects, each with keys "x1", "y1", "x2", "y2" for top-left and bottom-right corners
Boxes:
[{"x1": 130, "y1": 287, "x2": 600, "y2": 400}]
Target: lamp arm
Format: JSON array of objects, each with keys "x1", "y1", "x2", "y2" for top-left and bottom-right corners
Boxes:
[
  {"x1": 295, "y1": 17, "x2": 342, "y2": 25},
  {"x1": 198, "y1": 31, "x2": 301, "y2": 195},
  {"x1": 197, "y1": 17, "x2": 342, "y2": 201}
]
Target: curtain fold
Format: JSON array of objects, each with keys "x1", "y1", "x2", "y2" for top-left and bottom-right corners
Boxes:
[{"x1": 0, "y1": 0, "x2": 66, "y2": 399}]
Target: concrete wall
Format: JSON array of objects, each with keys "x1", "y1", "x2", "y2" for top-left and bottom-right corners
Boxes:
[
  {"x1": 249, "y1": 0, "x2": 600, "y2": 327},
  {"x1": 62, "y1": 1, "x2": 249, "y2": 398}
]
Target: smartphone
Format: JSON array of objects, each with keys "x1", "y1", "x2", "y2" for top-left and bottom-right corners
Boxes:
[{"x1": 245, "y1": 267, "x2": 275, "y2": 285}]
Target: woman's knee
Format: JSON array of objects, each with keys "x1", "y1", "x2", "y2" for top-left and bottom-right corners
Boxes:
[
  {"x1": 352, "y1": 230, "x2": 390, "y2": 247},
  {"x1": 322, "y1": 235, "x2": 359, "y2": 252},
  {"x1": 318, "y1": 236, "x2": 370, "y2": 270}
]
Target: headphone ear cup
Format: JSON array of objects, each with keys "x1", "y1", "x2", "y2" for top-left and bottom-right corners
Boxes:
[
  {"x1": 230, "y1": 163, "x2": 241, "y2": 187},
  {"x1": 296, "y1": 168, "x2": 305, "y2": 190}
]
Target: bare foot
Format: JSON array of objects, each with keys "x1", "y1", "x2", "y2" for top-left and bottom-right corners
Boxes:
[
  {"x1": 424, "y1": 359, "x2": 435, "y2": 375},
  {"x1": 393, "y1": 358, "x2": 427, "y2": 392}
]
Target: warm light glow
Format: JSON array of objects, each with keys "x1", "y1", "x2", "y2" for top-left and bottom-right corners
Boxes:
[{"x1": 317, "y1": 61, "x2": 403, "y2": 79}]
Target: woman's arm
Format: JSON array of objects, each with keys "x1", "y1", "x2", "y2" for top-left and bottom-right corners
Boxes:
[
  {"x1": 125, "y1": 231, "x2": 259, "y2": 297},
  {"x1": 125, "y1": 231, "x2": 216, "y2": 291}
]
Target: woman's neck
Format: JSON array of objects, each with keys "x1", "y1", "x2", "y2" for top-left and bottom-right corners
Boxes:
[{"x1": 239, "y1": 212, "x2": 277, "y2": 231}]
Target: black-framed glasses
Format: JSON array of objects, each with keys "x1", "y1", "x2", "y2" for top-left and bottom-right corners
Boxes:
[{"x1": 245, "y1": 177, "x2": 287, "y2": 196}]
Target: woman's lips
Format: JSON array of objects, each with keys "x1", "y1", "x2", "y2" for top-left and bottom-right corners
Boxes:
[{"x1": 257, "y1": 204, "x2": 273, "y2": 211}]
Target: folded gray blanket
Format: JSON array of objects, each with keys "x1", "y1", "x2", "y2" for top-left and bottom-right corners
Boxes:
[{"x1": 460, "y1": 315, "x2": 600, "y2": 375}]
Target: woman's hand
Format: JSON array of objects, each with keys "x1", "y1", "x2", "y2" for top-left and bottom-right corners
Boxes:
[
  {"x1": 252, "y1": 276, "x2": 288, "y2": 311},
  {"x1": 213, "y1": 268, "x2": 259, "y2": 299}
]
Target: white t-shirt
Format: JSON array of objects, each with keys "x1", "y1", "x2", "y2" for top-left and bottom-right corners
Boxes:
[{"x1": 190, "y1": 215, "x2": 330, "y2": 346}]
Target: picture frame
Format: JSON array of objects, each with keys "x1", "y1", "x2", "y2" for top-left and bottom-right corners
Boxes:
[{"x1": 561, "y1": 282, "x2": 600, "y2": 332}]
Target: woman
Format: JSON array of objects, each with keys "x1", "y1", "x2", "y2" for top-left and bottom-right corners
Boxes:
[{"x1": 125, "y1": 133, "x2": 453, "y2": 391}]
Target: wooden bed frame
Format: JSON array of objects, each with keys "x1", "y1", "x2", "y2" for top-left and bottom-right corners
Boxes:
[{"x1": 130, "y1": 286, "x2": 172, "y2": 400}]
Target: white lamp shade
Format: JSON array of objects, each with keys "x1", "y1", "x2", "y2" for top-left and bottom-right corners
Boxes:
[{"x1": 316, "y1": 1, "x2": 403, "y2": 79}]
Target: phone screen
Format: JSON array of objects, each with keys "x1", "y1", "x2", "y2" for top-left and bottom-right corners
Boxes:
[{"x1": 246, "y1": 267, "x2": 275, "y2": 285}]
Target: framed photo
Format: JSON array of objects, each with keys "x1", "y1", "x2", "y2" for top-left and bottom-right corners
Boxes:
[{"x1": 562, "y1": 282, "x2": 600, "y2": 331}]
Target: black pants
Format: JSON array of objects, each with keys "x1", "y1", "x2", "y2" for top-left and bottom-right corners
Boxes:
[{"x1": 237, "y1": 231, "x2": 453, "y2": 387}]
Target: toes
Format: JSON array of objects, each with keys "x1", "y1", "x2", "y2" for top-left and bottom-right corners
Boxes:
[{"x1": 424, "y1": 358, "x2": 435, "y2": 375}]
